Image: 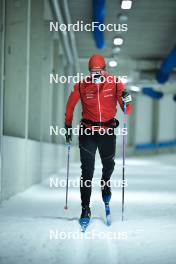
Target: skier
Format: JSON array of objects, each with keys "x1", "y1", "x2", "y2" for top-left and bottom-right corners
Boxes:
[{"x1": 65, "y1": 54, "x2": 132, "y2": 228}]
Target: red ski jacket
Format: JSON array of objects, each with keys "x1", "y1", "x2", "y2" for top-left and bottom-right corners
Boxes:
[{"x1": 65, "y1": 72, "x2": 132, "y2": 127}]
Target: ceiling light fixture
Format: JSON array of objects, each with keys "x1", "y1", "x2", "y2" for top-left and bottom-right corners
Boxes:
[
  {"x1": 109, "y1": 59, "x2": 118, "y2": 67},
  {"x1": 121, "y1": 0, "x2": 133, "y2": 10},
  {"x1": 113, "y1": 37, "x2": 124, "y2": 46},
  {"x1": 129, "y1": 86, "x2": 140, "y2": 92}
]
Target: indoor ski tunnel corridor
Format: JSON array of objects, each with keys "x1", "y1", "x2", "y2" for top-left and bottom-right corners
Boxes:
[{"x1": 0, "y1": 0, "x2": 176, "y2": 264}]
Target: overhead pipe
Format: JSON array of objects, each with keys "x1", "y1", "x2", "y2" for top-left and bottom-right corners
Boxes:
[
  {"x1": 156, "y1": 47, "x2": 176, "y2": 84},
  {"x1": 92, "y1": 0, "x2": 105, "y2": 49},
  {"x1": 142, "y1": 87, "x2": 164, "y2": 100}
]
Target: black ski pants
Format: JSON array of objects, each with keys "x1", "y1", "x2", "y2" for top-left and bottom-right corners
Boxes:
[{"x1": 79, "y1": 127, "x2": 116, "y2": 207}]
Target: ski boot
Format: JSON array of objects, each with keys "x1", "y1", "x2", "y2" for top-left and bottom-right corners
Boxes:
[
  {"x1": 79, "y1": 205, "x2": 91, "y2": 232},
  {"x1": 102, "y1": 184, "x2": 112, "y2": 226}
]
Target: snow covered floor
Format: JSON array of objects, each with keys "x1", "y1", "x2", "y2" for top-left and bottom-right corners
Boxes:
[{"x1": 0, "y1": 154, "x2": 176, "y2": 264}]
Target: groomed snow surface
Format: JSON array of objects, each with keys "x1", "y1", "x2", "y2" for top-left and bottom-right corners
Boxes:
[{"x1": 0, "y1": 153, "x2": 176, "y2": 264}]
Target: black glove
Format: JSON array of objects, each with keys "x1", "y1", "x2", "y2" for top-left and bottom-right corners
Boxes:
[
  {"x1": 65, "y1": 124, "x2": 72, "y2": 143},
  {"x1": 122, "y1": 90, "x2": 132, "y2": 105}
]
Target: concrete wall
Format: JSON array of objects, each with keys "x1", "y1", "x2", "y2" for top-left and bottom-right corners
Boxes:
[
  {"x1": 2, "y1": 135, "x2": 66, "y2": 200},
  {"x1": 134, "y1": 93, "x2": 176, "y2": 146},
  {"x1": 158, "y1": 94, "x2": 176, "y2": 141},
  {"x1": 0, "y1": 0, "x2": 72, "y2": 202},
  {"x1": 3, "y1": 0, "x2": 28, "y2": 137},
  {"x1": 135, "y1": 94, "x2": 153, "y2": 144},
  {"x1": 28, "y1": 0, "x2": 44, "y2": 141},
  {"x1": 0, "y1": 0, "x2": 4, "y2": 202}
]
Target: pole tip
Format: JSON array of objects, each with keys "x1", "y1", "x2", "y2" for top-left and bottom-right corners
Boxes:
[{"x1": 64, "y1": 205, "x2": 68, "y2": 210}]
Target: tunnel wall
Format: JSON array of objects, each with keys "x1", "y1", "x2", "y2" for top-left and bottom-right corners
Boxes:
[
  {"x1": 0, "y1": 0, "x2": 4, "y2": 202},
  {"x1": 135, "y1": 95, "x2": 153, "y2": 144},
  {"x1": 0, "y1": 0, "x2": 71, "y2": 202},
  {"x1": 134, "y1": 93, "x2": 176, "y2": 147},
  {"x1": 157, "y1": 94, "x2": 176, "y2": 141}
]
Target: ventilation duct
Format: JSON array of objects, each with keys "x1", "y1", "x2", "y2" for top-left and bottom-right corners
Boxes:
[
  {"x1": 92, "y1": 0, "x2": 105, "y2": 49},
  {"x1": 142, "y1": 87, "x2": 164, "y2": 100},
  {"x1": 156, "y1": 47, "x2": 176, "y2": 84}
]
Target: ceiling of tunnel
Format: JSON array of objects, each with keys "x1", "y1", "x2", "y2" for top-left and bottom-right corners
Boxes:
[{"x1": 68, "y1": 0, "x2": 176, "y2": 60}]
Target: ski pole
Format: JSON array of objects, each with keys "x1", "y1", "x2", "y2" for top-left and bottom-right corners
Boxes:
[
  {"x1": 122, "y1": 103, "x2": 127, "y2": 221},
  {"x1": 64, "y1": 143, "x2": 71, "y2": 210}
]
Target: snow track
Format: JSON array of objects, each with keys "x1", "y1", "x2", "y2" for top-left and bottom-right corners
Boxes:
[{"x1": 0, "y1": 154, "x2": 176, "y2": 264}]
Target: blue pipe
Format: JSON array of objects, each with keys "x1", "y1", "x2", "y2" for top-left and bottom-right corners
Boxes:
[
  {"x1": 142, "y1": 87, "x2": 164, "y2": 100},
  {"x1": 135, "y1": 140, "x2": 176, "y2": 150},
  {"x1": 156, "y1": 47, "x2": 176, "y2": 84},
  {"x1": 92, "y1": 0, "x2": 105, "y2": 49}
]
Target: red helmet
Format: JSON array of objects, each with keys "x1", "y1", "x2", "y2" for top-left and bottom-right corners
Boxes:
[{"x1": 88, "y1": 54, "x2": 106, "y2": 70}]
